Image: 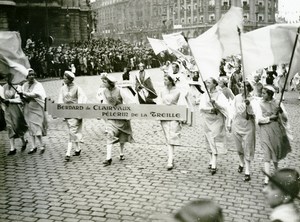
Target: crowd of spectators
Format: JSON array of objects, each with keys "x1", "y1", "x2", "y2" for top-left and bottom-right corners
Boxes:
[{"x1": 23, "y1": 38, "x2": 165, "y2": 79}]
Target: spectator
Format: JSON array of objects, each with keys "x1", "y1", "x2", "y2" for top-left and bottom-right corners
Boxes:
[
  {"x1": 262, "y1": 168, "x2": 300, "y2": 222},
  {"x1": 174, "y1": 199, "x2": 224, "y2": 222}
]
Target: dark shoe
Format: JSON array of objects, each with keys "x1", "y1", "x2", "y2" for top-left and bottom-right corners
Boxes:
[
  {"x1": 65, "y1": 155, "x2": 70, "y2": 161},
  {"x1": 211, "y1": 168, "x2": 217, "y2": 175},
  {"x1": 119, "y1": 155, "x2": 125, "y2": 161},
  {"x1": 8, "y1": 149, "x2": 17, "y2": 156},
  {"x1": 73, "y1": 150, "x2": 81, "y2": 156},
  {"x1": 208, "y1": 164, "x2": 212, "y2": 169},
  {"x1": 238, "y1": 165, "x2": 244, "y2": 173},
  {"x1": 21, "y1": 140, "x2": 28, "y2": 151},
  {"x1": 103, "y1": 159, "x2": 112, "y2": 166},
  {"x1": 28, "y1": 147, "x2": 37, "y2": 154},
  {"x1": 244, "y1": 174, "x2": 251, "y2": 182},
  {"x1": 167, "y1": 164, "x2": 174, "y2": 171}
]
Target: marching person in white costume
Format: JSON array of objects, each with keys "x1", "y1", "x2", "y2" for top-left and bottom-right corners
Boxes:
[{"x1": 58, "y1": 71, "x2": 87, "y2": 161}]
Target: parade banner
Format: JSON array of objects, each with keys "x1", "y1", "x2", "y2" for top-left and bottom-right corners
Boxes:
[{"x1": 46, "y1": 98, "x2": 191, "y2": 122}]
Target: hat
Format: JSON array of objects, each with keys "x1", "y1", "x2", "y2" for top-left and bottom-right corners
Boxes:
[
  {"x1": 172, "y1": 62, "x2": 180, "y2": 68},
  {"x1": 219, "y1": 76, "x2": 229, "y2": 83},
  {"x1": 64, "y1": 71, "x2": 75, "y2": 80},
  {"x1": 100, "y1": 72, "x2": 117, "y2": 83},
  {"x1": 263, "y1": 85, "x2": 276, "y2": 93},
  {"x1": 262, "y1": 168, "x2": 300, "y2": 199},
  {"x1": 27, "y1": 68, "x2": 35, "y2": 75}
]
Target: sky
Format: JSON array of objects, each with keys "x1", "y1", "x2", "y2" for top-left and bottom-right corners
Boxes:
[{"x1": 278, "y1": 0, "x2": 300, "y2": 22}]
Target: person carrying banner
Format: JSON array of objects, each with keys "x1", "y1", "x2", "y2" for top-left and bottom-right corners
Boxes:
[
  {"x1": 134, "y1": 62, "x2": 157, "y2": 104},
  {"x1": 58, "y1": 71, "x2": 87, "y2": 161},
  {"x1": 100, "y1": 73, "x2": 135, "y2": 166},
  {"x1": 231, "y1": 81, "x2": 259, "y2": 182},
  {"x1": 156, "y1": 74, "x2": 182, "y2": 170},
  {"x1": 21, "y1": 68, "x2": 47, "y2": 154},
  {"x1": 257, "y1": 85, "x2": 292, "y2": 185},
  {"x1": 199, "y1": 77, "x2": 231, "y2": 175},
  {"x1": 0, "y1": 74, "x2": 28, "y2": 155}
]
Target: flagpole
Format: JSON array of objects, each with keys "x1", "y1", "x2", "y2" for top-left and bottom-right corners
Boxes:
[
  {"x1": 237, "y1": 26, "x2": 247, "y2": 98},
  {"x1": 237, "y1": 26, "x2": 249, "y2": 120},
  {"x1": 186, "y1": 41, "x2": 217, "y2": 113},
  {"x1": 278, "y1": 27, "x2": 300, "y2": 108}
]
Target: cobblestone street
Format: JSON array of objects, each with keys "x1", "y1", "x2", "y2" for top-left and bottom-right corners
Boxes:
[{"x1": 0, "y1": 70, "x2": 300, "y2": 222}]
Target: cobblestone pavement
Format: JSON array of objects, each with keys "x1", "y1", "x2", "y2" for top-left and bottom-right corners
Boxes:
[{"x1": 0, "y1": 70, "x2": 299, "y2": 222}]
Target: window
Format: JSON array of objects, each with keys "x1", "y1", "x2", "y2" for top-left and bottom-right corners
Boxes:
[
  {"x1": 209, "y1": 0, "x2": 215, "y2": 6},
  {"x1": 188, "y1": 18, "x2": 191, "y2": 23},
  {"x1": 181, "y1": 18, "x2": 185, "y2": 23},
  {"x1": 194, "y1": 16, "x2": 198, "y2": 22}
]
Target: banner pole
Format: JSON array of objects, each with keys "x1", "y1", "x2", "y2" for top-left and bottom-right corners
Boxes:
[
  {"x1": 187, "y1": 41, "x2": 218, "y2": 114},
  {"x1": 278, "y1": 27, "x2": 300, "y2": 108},
  {"x1": 237, "y1": 26, "x2": 249, "y2": 120}
]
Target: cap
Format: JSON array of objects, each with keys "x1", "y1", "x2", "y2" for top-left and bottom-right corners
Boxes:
[
  {"x1": 263, "y1": 85, "x2": 276, "y2": 93},
  {"x1": 27, "y1": 68, "x2": 35, "y2": 75},
  {"x1": 64, "y1": 71, "x2": 75, "y2": 80},
  {"x1": 262, "y1": 168, "x2": 300, "y2": 199},
  {"x1": 100, "y1": 72, "x2": 117, "y2": 83},
  {"x1": 219, "y1": 76, "x2": 229, "y2": 83},
  {"x1": 172, "y1": 62, "x2": 180, "y2": 68}
]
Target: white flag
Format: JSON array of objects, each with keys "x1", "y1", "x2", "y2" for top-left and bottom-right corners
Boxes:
[
  {"x1": 188, "y1": 6, "x2": 243, "y2": 81},
  {"x1": 147, "y1": 37, "x2": 168, "y2": 55}
]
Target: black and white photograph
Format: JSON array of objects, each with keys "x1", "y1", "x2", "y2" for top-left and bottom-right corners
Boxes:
[{"x1": 0, "y1": 0, "x2": 299, "y2": 221}]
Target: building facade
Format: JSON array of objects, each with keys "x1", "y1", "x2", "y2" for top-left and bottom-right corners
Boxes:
[
  {"x1": 91, "y1": 0, "x2": 278, "y2": 43},
  {"x1": 0, "y1": 0, "x2": 92, "y2": 46}
]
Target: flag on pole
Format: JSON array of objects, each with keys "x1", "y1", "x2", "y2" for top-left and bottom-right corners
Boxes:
[
  {"x1": 0, "y1": 31, "x2": 30, "y2": 84},
  {"x1": 287, "y1": 28, "x2": 300, "y2": 87},
  {"x1": 188, "y1": 6, "x2": 243, "y2": 81},
  {"x1": 147, "y1": 37, "x2": 168, "y2": 55},
  {"x1": 162, "y1": 32, "x2": 188, "y2": 50},
  {"x1": 241, "y1": 24, "x2": 299, "y2": 78}
]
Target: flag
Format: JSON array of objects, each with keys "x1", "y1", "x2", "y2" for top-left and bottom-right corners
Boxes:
[
  {"x1": 0, "y1": 31, "x2": 30, "y2": 84},
  {"x1": 188, "y1": 6, "x2": 243, "y2": 81},
  {"x1": 241, "y1": 24, "x2": 299, "y2": 78},
  {"x1": 162, "y1": 32, "x2": 188, "y2": 50},
  {"x1": 287, "y1": 27, "x2": 300, "y2": 87},
  {"x1": 147, "y1": 37, "x2": 168, "y2": 55}
]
